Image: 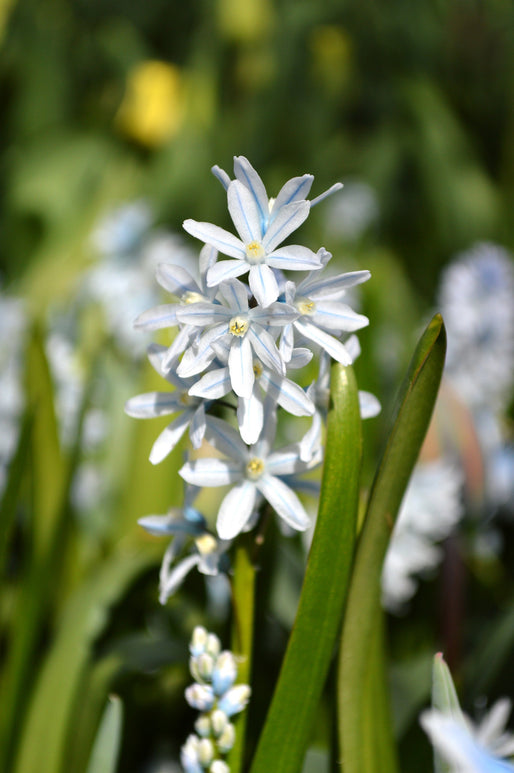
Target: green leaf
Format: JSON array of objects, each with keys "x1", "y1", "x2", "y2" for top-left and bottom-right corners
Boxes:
[
  {"x1": 86, "y1": 696, "x2": 123, "y2": 773},
  {"x1": 13, "y1": 544, "x2": 159, "y2": 773},
  {"x1": 0, "y1": 411, "x2": 33, "y2": 573},
  {"x1": 338, "y1": 314, "x2": 446, "y2": 773},
  {"x1": 250, "y1": 363, "x2": 362, "y2": 773}
]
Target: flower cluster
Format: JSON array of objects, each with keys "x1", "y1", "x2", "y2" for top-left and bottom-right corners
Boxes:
[
  {"x1": 181, "y1": 626, "x2": 251, "y2": 773},
  {"x1": 126, "y1": 157, "x2": 376, "y2": 582}
]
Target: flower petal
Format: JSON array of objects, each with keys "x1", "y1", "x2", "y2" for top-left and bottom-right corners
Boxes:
[
  {"x1": 150, "y1": 412, "x2": 192, "y2": 464},
  {"x1": 259, "y1": 371, "x2": 315, "y2": 417},
  {"x1": 359, "y1": 390, "x2": 381, "y2": 419},
  {"x1": 312, "y1": 302, "x2": 369, "y2": 332},
  {"x1": 271, "y1": 175, "x2": 313, "y2": 216},
  {"x1": 125, "y1": 391, "x2": 183, "y2": 418},
  {"x1": 156, "y1": 264, "x2": 199, "y2": 296},
  {"x1": 180, "y1": 458, "x2": 242, "y2": 487},
  {"x1": 176, "y1": 302, "x2": 230, "y2": 327},
  {"x1": 266, "y1": 245, "x2": 322, "y2": 271},
  {"x1": 233, "y1": 156, "x2": 269, "y2": 235},
  {"x1": 204, "y1": 416, "x2": 249, "y2": 459},
  {"x1": 262, "y1": 200, "x2": 310, "y2": 252},
  {"x1": 228, "y1": 334, "x2": 254, "y2": 398},
  {"x1": 183, "y1": 219, "x2": 245, "y2": 259},
  {"x1": 294, "y1": 319, "x2": 352, "y2": 364},
  {"x1": 189, "y1": 403, "x2": 207, "y2": 448},
  {"x1": 216, "y1": 481, "x2": 257, "y2": 540},
  {"x1": 249, "y1": 264, "x2": 279, "y2": 307},
  {"x1": 228, "y1": 180, "x2": 263, "y2": 243},
  {"x1": 134, "y1": 303, "x2": 180, "y2": 330},
  {"x1": 237, "y1": 390, "x2": 264, "y2": 445},
  {"x1": 256, "y1": 474, "x2": 310, "y2": 531},
  {"x1": 189, "y1": 367, "x2": 231, "y2": 399},
  {"x1": 159, "y1": 553, "x2": 201, "y2": 604},
  {"x1": 206, "y1": 259, "x2": 249, "y2": 287},
  {"x1": 300, "y1": 269, "x2": 371, "y2": 300},
  {"x1": 247, "y1": 326, "x2": 285, "y2": 375}
]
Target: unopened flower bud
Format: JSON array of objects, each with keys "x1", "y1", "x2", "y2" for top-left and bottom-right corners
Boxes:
[
  {"x1": 190, "y1": 652, "x2": 215, "y2": 682},
  {"x1": 216, "y1": 722, "x2": 236, "y2": 754},
  {"x1": 190, "y1": 626, "x2": 208, "y2": 657},
  {"x1": 210, "y1": 709, "x2": 229, "y2": 736},
  {"x1": 197, "y1": 737, "x2": 215, "y2": 767},
  {"x1": 194, "y1": 715, "x2": 211, "y2": 737},
  {"x1": 185, "y1": 683, "x2": 215, "y2": 712},
  {"x1": 218, "y1": 684, "x2": 251, "y2": 717},
  {"x1": 205, "y1": 632, "x2": 221, "y2": 658},
  {"x1": 210, "y1": 761, "x2": 230, "y2": 773},
  {"x1": 212, "y1": 651, "x2": 237, "y2": 695},
  {"x1": 180, "y1": 734, "x2": 202, "y2": 773}
]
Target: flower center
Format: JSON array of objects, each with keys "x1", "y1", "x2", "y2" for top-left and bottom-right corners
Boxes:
[
  {"x1": 181, "y1": 291, "x2": 205, "y2": 304},
  {"x1": 229, "y1": 316, "x2": 249, "y2": 337},
  {"x1": 180, "y1": 391, "x2": 194, "y2": 406},
  {"x1": 195, "y1": 534, "x2": 218, "y2": 555},
  {"x1": 246, "y1": 457, "x2": 265, "y2": 480},
  {"x1": 245, "y1": 241, "x2": 266, "y2": 264},
  {"x1": 296, "y1": 297, "x2": 316, "y2": 316},
  {"x1": 253, "y1": 362, "x2": 263, "y2": 377}
]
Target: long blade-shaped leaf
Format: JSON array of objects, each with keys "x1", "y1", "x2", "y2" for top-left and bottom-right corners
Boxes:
[
  {"x1": 250, "y1": 363, "x2": 362, "y2": 773},
  {"x1": 86, "y1": 696, "x2": 123, "y2": 773},
  {"x1": 338, "y1": 314, "x2": 446, "y2": 773}
]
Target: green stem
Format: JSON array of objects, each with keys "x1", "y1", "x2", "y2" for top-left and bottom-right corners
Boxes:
[{"x1": 227, "y1": 536, "x2": 257, "y2": 773}]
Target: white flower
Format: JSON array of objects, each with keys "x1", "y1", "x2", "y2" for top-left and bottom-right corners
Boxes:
[
  {"x1": 124, "y1": 344, "x2": 208, "y2": 464},
  {"x1": 438, "y1": 242, "x2": 514, "y2": 413},
  {"x1": 421, "y1": 702, "x2": 514, "y2": 772},
  {"x1": 278, "y1": 260, "x2": 370, "y2": 364},
  {"x1": 133, "y1": 244, "x2": 218, "y2": 370},
  {"x1": 175, "y1": 278, "x2": 296, "y2": 398},
  {"x1": 183, "y1": 157, "x2": 329, "y2": 307},
  {"x1": 382, "y1": 459, "x2": 464, "y2": 612},
  {"x1": 179, "y1": 413, "x2": 314, "y2": 539}
]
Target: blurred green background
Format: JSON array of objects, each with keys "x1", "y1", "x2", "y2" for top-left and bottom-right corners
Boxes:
[{"x1": 1, "y1": 1, "x2": 514, "y2": 772}]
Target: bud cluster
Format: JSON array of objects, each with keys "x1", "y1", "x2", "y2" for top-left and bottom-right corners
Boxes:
[{"x1": 181, "y1": 626, "x2": 251, "y2": 773}]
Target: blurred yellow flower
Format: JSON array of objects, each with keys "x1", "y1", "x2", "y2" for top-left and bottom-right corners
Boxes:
[
  {"x1": 115, "y1": 60, "x2": 185, "y2": 147},
  {"x1": 217, "y1": 0, "x2": 274, "y2": 43},
  {"x1": 309, "y1": 26, "x2": 353, "y2": 94}
]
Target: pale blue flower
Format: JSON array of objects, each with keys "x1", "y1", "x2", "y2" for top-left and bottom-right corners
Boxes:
[
  {"x1": 279, "y1": 265, "x2": 370, "y2": 364},
  {"x1": 133, "y1": 245, "x2": 218, "y2": 370},
  {"x1": 180, "y1": 412, "x2": 314, "y2": 539},
  {"x1": 125, "y1": 344, "x2": 209, "y2": 464},
  {"x1": 212, "y1": 155, "x2": 343, "y2": 228},
  {"x1": 183, "y1": 159, "x2": 328, "y2": 307},
  {"x1": 138, "y1": 489, "x2": 230, "y2": 604},
  {"x1": 421, "y1": 707, "x2": 514, "y2": 772},
  {"x1": 175, "y1": 278, "x2": 297, "y2": 398}
]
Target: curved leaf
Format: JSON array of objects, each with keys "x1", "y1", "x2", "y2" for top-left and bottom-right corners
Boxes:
[
  {"x1": 338, "y1": 315, "x2": 446, "y2": 773},
  {"x1": 250, "y1": 362, "x2": 362, "y2": 773}
]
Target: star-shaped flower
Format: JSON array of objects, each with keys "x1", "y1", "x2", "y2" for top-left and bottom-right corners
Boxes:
[
  {"x1": 179, "y1": 413, "x2": 314, "y2": 539},
  {"x1": 183, "y1": 165, "x2": 324, "y2": 307}
]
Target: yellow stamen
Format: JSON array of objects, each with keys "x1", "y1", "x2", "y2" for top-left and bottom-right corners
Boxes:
[
  {"x1": 229, "y1": 316, "x2": 249, "y2": 336},
  {"x1": 181, "y1": 291, "x2": 204, "y2": 304},
  {"x1": 246, "y1": 457, "x2": 265, "y2": 480},
  {"x1": 253, "y1": 362, "x2": 263, "y2": 377},
  {"x1": 296, "y1": 297, "x2": 316, "y2": 316},
  {"x1": 245, "y1": 240, "x2": 266, "y2": 263},
  {"x1": 195, "y1": 534, "x2": 218, "y2": 555}
]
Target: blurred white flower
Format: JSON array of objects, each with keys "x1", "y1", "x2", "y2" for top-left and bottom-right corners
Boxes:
[
  {"x1": 382, "y1": 459, "x2": 463, "y2": 612},
  {"x1": 0, "y1": 293, "x2": 27, "y2": 496},
  {"x1": 439, "y1": 242, "x2": 514, "y2": 413},
  {"x1": 88, "y1": 201, "x2": 197, "y2": 357},
  {"x1": 324, "y1": 180, "x2": 379, "y2": 241},
  {"x1": 421, "y1": 700, "x2": 514, "y2": 772}
]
